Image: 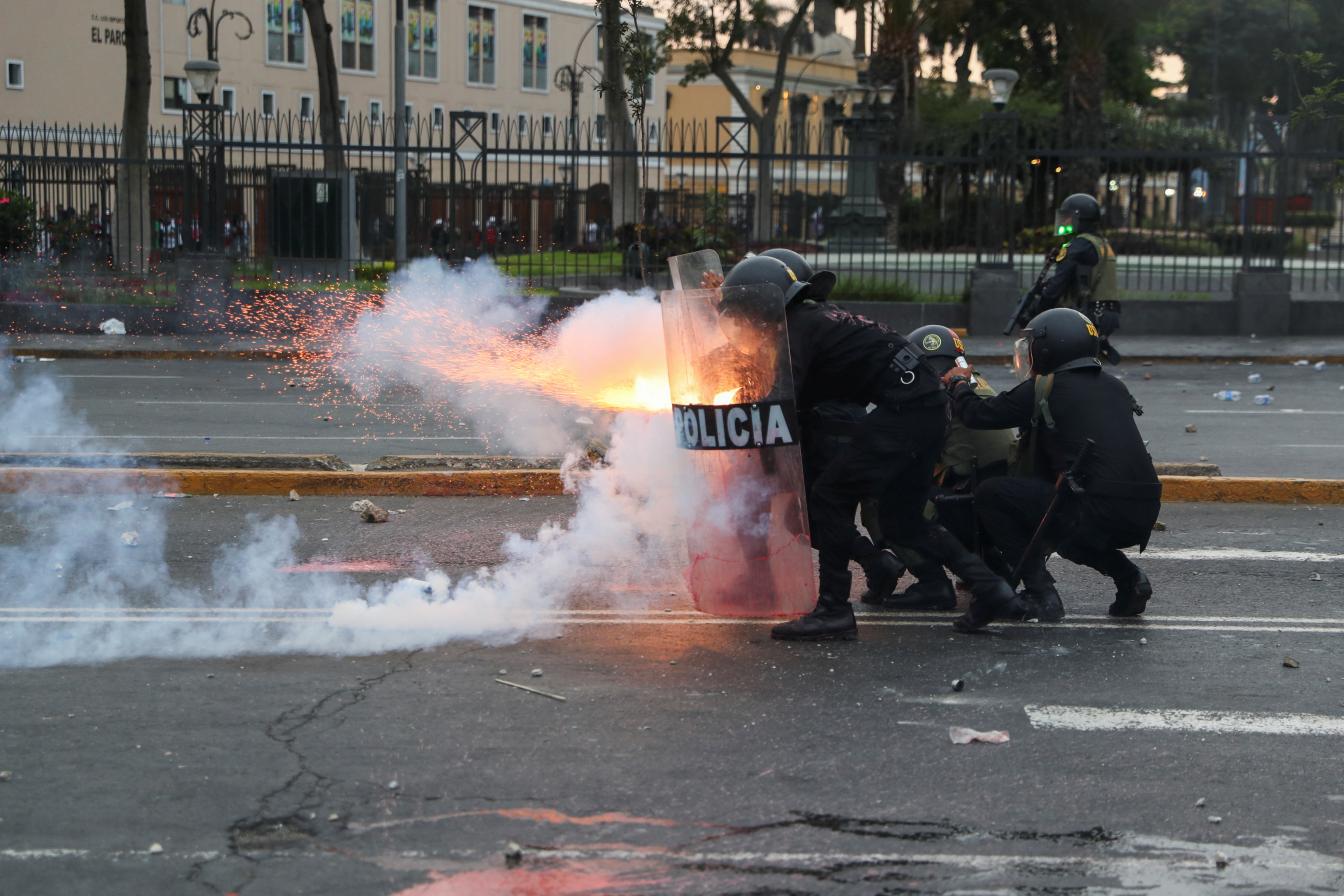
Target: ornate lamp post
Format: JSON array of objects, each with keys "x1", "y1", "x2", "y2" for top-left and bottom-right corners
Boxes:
[
  {"x1": 976, "y1": 68, "x2": 1020, "y2": 267},
  {"x1": 183, "y1": 0, "x2": 252, "y2": 252},
  {"x1": 554, "y1": 19, "x2": 599, "y2": 247},
  {"x1": 826, "y1": 73, "x2": 899, "y2": 251}
]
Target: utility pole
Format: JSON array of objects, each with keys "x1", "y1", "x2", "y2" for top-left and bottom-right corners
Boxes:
[{"x1": 394, "y1": 0, "x2": 408, "y2": 265}]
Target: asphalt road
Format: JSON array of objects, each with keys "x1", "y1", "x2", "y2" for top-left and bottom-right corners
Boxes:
[
  {"x1": 12, "y1": 355, "x2": 1344, "y2": 477},
  {"x1": 2, "y1": 497, "x2": 1343, "y2": 894}
]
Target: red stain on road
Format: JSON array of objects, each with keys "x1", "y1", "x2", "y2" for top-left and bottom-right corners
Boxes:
[
  {"x1": 486, "y1": 808, "x2": 680, "y2": 827},
  {"x1": 393, "y1": 861, "x2": 669, "y2": 896}
]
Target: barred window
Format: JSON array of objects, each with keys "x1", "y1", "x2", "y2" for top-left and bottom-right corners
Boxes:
[
  {"x1": 340, "y1": 0, "x2": 375, "y2": 72},
  {"x1": 522, "y1": 14, "x2": 547, "y2": 90},
  {"x1": 467, "y1": 5, "x2": 495, "y2": 85}
]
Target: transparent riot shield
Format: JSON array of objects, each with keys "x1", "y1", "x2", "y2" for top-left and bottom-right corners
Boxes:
[
  {"x1": 660, "y1": 280, "x2": 816, "y2": 617},
  {"x1": 668, "y1": 249, "x2": 723, "y2": 292}
]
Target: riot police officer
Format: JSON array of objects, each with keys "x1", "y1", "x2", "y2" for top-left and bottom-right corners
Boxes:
[
  {"x1": 1027, "y1": 193, "x2": 1122, "y2": 364},
  {"x1": 883, "y1": 325, "x2": 1018, "y2": 611},
  {"x1": 717, "y1": 256, "x2": 1021, "y2": 640},
  {"x1": 943, "y1": 308, "x2": 1161, "y2": 628}
]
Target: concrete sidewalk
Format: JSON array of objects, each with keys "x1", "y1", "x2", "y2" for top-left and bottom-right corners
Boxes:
[{"x1": 6, "y1": 333, "x2": 1344, "y2": 364}]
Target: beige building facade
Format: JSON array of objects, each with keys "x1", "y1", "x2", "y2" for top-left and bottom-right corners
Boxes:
[{"x1": 0, "y1": 0, "x2": 665, "y2": 134}]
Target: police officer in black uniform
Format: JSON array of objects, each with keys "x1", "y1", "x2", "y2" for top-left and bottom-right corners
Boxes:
[
  {"x1": 760, "y1": 248, "x2": 904, "y2": 607},
  {"x1": 1026, "y1": 193, "x2": 1122, "y2": 364},
  {"x1": 943, "y1": 308, "x2": 1161, "y2": 627},
  {"x1": 717, "y1": 256, "x2": 1020, "y2": 640}
]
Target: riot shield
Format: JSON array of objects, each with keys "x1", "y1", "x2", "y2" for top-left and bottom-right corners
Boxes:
[
  {"x1": 668, "y1": 249, "x2": 723, "y2": 292},
  {"x1": 660, "y1": 280, "x2": 816, "y2": 617}
]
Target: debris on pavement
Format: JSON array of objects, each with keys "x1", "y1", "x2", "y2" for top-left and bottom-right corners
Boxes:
[
  {"x1": 1314, "y1": 361, "x2": 1327, "y2": 371},
  {"x1": 0, "y1": 770, "x2": 11, "y2": 782},
  {"x1": 1284, "y1": 657, "x2": 1301, "y2": 669},
  {"x1": 1140, "y1": 637, "x2": 1148, "y2": 645},
  {"x1": 99, "y1": 318, "x2": 126, "y2": 335},
  {"x1": 951, "y1": 679, "x2": 966, "y2": 692},
  {"x1": 1152, "y1": 520, "x2": 1168, "y2": 531},
  {"x1": 147, "y1": 842, "x2": 163, "y2": 854},
  {"x1": 504, "y1": 841, "x2": 524, "y2": 867},
  {"x1": 328, "y1": 813, "x2": 340, "y2": 822},
  {"x1": 1215, "y1": 851, "x2": 1230, "y2": 869},
  {"x1": 495, "y1": 677, "x2": 567, "y2": 702},
  {"x1": 1311, "y1": 572, "x2": 1323, "y2": 581},
  {"x1": 1253, "y1": 394, "x2": 1274, "y2": 406},
  {"x1": 948, "y1": 726, "x2": 1009, "y2": 745},
  {"x1": 530, "y1": 668, "x2": 544, "y2": 678},
  {"x1": 107, "y1": 500, "x2": 133, "y2": 511},
  {"x1": 156, "y1": 492, "x2": 187, "y2": 499},
  {"x1": 1247, "y1": 373, "x2": 1262, "y2": 383},
  {"x1": 1184, "y1": 424, "x2": 1198, "y2": 433},
  {"x1": 288, "y1": 490, "x2": 300, "y2": 501},
  {"x1": 387, "y1": 780, "x2": 399, "y2": 790},
  {"x1": 350, "y1": 499, "x2": 389, "y2": 523},
  {"x1": 1293, "y1": 359, "x2": 1311, "y2": 366},
  {"x1": 1196, "y1": 797, "x2": 1206, "y2": 807},
  {"x1": 1143, "y1": 372, "x2": 1153, "y2": 381},
  {"x1": 1213, "y1": 390, "x2": 1241, "y2": 401},
  {"x1": 1208, "y1": 815, "x2": 1223, "y2": 824},
  {"x1": 120, "y1": 531, "x2": 140, "y2": 547}
]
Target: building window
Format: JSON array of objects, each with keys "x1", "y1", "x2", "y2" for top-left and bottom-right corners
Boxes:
[
  {"x1": 432, "y1": 105, "x2": 445, "y2": 130},
  {"x1": 369, "y1": 99, "x2": 383, "y2": 123},
  {"x1": 163, "y1": 76, "x2": 190, "y2": 110},
  {"x1": 403, "y1": 103, "x2": 414, "y2": 127},
  {"x1": 339, "y1": 96, "x2": 348, "y2": 121},
  {"x1": 541, "y1": 113, "x2": 554, "y2": 137},
  {"x1": 340, "y1": 0, "x2": 376, "y2": 72},
  {"x1": 220, "y1": 86, "x2": 236, "y2": 114},
  {"x1": 595, "y1": 113, "x2": 606, "y2": 144},
  {"x1": 516, "y1": 113, "x2": 529, "y2": 138},
  {"x1": 266, "y1": 0, "x2": 306, "y2": 65},
  {"x1": 488, "y1": 110, "x2": 500, "y2": 135},
  {"x1": 407, "y1": 0, "x2": 438, "y2": 79},
  {"x1": 300, "y1": 94, "x2": 314, "y2": 120},
  {"x1": 4, "y1": 60, "x2": 23, "y2": 90},
  {"x1": 261, "y1": 90, "x2": 276, "y2": 117},
  {"x1": 522, "y1": 14, "x2": 547, "y2": 90},
  {"x1": 466, "y1": 5, "x2": 495, "y2": 86}
]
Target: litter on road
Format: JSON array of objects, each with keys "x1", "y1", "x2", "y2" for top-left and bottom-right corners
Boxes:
[
  {"x1": 948, "y1": 727, "x2": 1009, "y2": 745},
  {"x1": 495, "y1": 678, "x2": 567, "y2": 702}
]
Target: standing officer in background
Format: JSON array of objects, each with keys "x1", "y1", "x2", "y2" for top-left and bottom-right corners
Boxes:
[
  {"x1": 882, "y1": 325, "x2": 1018, "y2": 611},
  {"x1": 715, "y1": 256, "x2": 1021, "y2": 641},
  {"x1": 943, "y1": 308, "x2": 1161, "y2": 626},
  {"x1": 1022, "y1": 193, "x2": 1123, "y2": 364}
]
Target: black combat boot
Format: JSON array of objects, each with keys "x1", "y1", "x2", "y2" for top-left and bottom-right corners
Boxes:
[
  {"x1": 773, "y1": 564, "x2": 857, "y2": 641},
  {"x1": 1109, "y1": 567, "x2": 1152, "y2": 617},
  {"x1": 1018, "y1": 566, "x2": 1065, "y2": 623},
  {"x1": 771, "y1": 591, "x2": 857, "y2": 641},
  {"x1": 858, "y1": 548, "x2": 904, "y2": 607},
  {"x1": 907, "y1": 525, "x2": 1021, "y2": 633},
  {"x1": 882, "y1": 560, "x2": 957, "y2": 611}
]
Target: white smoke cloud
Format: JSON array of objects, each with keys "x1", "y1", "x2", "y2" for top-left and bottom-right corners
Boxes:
[{"x1": 0, "y1": 262, "x2": 700, "y2": 668}]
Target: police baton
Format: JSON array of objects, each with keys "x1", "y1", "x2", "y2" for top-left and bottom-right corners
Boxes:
[{"x1": 1007, "y1": 439, "x2": 1094, "y2": 588}]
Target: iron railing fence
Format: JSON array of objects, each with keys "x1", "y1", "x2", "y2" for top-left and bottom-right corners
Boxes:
[{"x1": 2, "y1": 114, "x2": 1341, "y2": 301}]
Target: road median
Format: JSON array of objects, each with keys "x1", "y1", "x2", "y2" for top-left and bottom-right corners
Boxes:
[{"x1": 0, "y1": 466, "x2": 1340, "y2": 504}]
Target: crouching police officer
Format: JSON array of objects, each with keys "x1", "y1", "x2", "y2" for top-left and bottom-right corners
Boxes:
[
  {"x1": 882, "y1": 325, "x2": 1018, "y2": 610},
  {"x1": 943, "y1": 308, "x2": 1161, "y2": 626},
  {"x1": 1026, "y1": 193, "x2": 1122, "y2": 364},
  {"x1": 717, "y1": 256, "x2": 1020, "y2": 640}
]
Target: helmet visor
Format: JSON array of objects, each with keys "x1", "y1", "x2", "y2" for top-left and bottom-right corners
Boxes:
[
  {"x1": 1012, "y1": 336, "x2": 1033, "y2": 380},
  {"x1": 1053, "y1": 209, "x2": 1075, "y2": 237}
]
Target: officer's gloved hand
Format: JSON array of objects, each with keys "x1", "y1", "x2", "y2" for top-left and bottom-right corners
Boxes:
[{"x1": 1091, "y1": 301, "x2": 1121, "y2": 337}]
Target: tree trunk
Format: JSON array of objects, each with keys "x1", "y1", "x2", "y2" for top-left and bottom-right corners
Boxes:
[
  {"x1": 600, "y1": 0, "x2": 638, "y2": 233},
  {"x1": 116, "y1": 0, "x2": 151, "y2": 275},
  {"x1": 301, "y1": 0, "x2": 345, "y2": 172},
  {"x1": 813, "y1": 0, "x2": 836, "y2": 36},
  {"x1": 1060, "y1": 26, "x2": 1105, "y2": 196}
]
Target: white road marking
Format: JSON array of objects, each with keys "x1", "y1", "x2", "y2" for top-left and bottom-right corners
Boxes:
[
  {"x1": 1279, "y1": 444, "x2": 1344, "y2": 449},
  {"x1": 1139, "y1": 547, "x2": 1344, "y2": 562},
  {"x1": 58, "y1": 375, "x2": 184, "y2": 380},
  {"x1": 1026, "y1": 704, "x2": 1344, "y2": 736},
  {"x1": 1184, "y1": 409, "x2": 1344, "y2": 415}
]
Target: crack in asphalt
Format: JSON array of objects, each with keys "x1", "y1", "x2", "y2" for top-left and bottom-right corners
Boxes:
[{"x1": 185, "y1": 650, "x2": 421, "y2": 894}]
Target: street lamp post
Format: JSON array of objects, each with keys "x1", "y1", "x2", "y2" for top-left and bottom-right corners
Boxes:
[
  {"x1": 827, "y1": 74, "x2": 900, "y2": 251},
  {"x1": 976, "y1": 69, "x2": 1020, "y2": 268},
  {"x1": 183, "y1": 0, "x2": 251, "y2": 253},
  {"x1": 554, "y1": 19, "x2": 600, "y2": 247}
]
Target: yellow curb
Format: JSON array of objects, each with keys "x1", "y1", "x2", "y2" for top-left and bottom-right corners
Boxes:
[
  {"x1": 1, "y1": 468, "x2": 1341, "y2": 504},
  {"x1": 0, "y1": 467, "x2": 567, "y2": 497},
  {"x1": 1159, "y1": 475, "x2": 1344, "y2": 504}
]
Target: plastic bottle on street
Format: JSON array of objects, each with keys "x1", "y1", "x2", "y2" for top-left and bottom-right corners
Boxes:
[
  {"x1": 1254, "y1": 394, "x2": 1274, "y2": 406},
  {"x1": 1213, "y1": 390, "x2": 1242, "y2": 401},
  {"x1": 1247, "y1": 373, "x2": 1262, "y2": 383}
]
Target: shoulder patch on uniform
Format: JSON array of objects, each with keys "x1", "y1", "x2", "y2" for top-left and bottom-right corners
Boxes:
[
  {"x1": 1055, "y1": 245, "x2": 1069, "y2": 262},
  {"x1": 921, "y1": 333, "x2": 943, "y2": 352}
]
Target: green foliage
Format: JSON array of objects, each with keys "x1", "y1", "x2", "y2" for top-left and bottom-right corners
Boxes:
[
  {"x1": 0, "y1": 189, "x2": 36, "y2": 255},
  {"x1": 1287, "y1": 210, "x2": 1336, "y2": 228}
]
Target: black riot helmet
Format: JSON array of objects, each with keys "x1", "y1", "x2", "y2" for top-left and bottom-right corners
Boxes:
[
  {"x1": 1055, "y1": 193, "x2": 1102, "y2": 237},
  {"x1": 720, "y1": 255, "x2": 809, "y2": 308},
  {"x1": 760, "y1": 247, "x2": 837, "y2": 300},
  {"x1": 908, "y1": 324, "x2": 967, "y2": 376},
  {"x1": 1018, "y1": 307, "x2": 1101, "y2": 376}
]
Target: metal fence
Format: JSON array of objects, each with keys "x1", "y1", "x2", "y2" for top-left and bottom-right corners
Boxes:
[{"x1": 2, "y1": 112, "x2": 1342, "y2": 302}]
